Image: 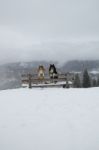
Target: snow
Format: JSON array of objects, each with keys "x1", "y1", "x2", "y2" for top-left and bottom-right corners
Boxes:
[
  {"x1": 22, "y1": 81, "x2": 73, "y2": 88},
  {"x1": 0, "y1": 88, "x2": 99, "y2": 150}
]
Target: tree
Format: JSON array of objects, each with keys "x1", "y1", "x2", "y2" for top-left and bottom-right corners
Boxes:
[
  {"x1": 97, "y1": 77, "x2": 99, "y2": 87},
  {"x1": 73, "y1": 74, "x2": 81, "y2": 88},
  {"x1": 82, "y1": 69, "x2": 91, "y2": 88},
  {"x1": 92, "y1": 79, "x2": 97, "y2": 87}
]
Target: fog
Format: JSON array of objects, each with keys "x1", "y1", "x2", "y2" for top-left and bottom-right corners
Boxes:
[{"x1": 0, "y1": 0, "x2": 99, "y2": 64}]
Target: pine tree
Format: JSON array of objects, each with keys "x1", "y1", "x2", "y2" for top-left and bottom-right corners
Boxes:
[
  {"x1": 82, "y1": 69, "x2": 91, "y2": 88},
  {"x1": 97, "y1": 77, "x2": 99, "y2": 87},
  {"x1": 73, "y1": 74, "x2": 81, "y2": 88},
  {"x1": 92, "y1": 79, "x2": 97, "y2": 87}
]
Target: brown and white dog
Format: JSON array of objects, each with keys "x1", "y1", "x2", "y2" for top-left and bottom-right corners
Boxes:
[{"x1": 38, "y1": 65, "x2": 45, "y2": 80}]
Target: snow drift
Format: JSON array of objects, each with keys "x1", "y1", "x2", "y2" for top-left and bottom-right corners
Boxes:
[{"x1": 0, "y1": 88, "x2": 99, "y2": 150}]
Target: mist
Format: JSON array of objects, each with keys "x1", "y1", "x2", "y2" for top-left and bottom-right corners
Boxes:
[{"x1": 0, "y1": 0, "x2": 99, "y2": 64}]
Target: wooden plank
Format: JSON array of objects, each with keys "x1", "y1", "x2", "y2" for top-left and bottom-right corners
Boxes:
[
  {"x1": 31, "y1": 84, "x2": 65, "y2": 88},
  {"x1": 21, "y1": 74, "x2": 66, "y2": 78},
  {"x1": 22, "y1": 77, "x2": 67, "y2": 83}
]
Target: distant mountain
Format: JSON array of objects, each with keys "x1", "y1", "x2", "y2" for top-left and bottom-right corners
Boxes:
[
  {"x1": 61, "y1": 60, "x2": 99, "y2": 72},
  {"x1": 0, "y1": 60, "x2": 99, "y2": 90}
]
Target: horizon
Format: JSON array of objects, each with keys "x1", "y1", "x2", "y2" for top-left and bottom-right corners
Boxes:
[{"x1": 0, "y1": 59, "x2": 99, "y2": 67}]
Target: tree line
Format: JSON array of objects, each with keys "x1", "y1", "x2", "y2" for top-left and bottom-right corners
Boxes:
[{"x1": 73, "y1": 69, "x2": 99, "y2": 88}]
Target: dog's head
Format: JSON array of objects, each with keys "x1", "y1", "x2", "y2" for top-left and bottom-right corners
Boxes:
[{"x1": 49, "y1": 64, "x2": 55, "y2": 72}]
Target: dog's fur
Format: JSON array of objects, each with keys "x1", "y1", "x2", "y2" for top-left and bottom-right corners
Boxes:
[
  {"x1": 49, "y1": 64, "x2": 58, "y2": 79},
  {"x1": 38, "y1": 65, "x2": 45, "y2": 79}
]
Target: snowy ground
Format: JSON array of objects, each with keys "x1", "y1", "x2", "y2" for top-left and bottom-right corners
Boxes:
[{"x1": 0, "y1": 88, "x2": 99, "y2": 150}]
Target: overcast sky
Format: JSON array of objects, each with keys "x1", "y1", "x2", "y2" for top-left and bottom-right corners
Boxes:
[{"x1": 0, "y1": 0, "x2": 99, "y2": 64}]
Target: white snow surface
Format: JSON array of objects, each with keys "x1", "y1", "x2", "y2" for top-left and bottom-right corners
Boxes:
[{"x1": 0, "y1": 88, "x2": 99, "y2": 150}]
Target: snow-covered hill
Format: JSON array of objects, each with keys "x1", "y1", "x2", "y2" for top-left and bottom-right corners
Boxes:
[{"x1": 0, "y1": 88, "x2": 99, "y2": 150}]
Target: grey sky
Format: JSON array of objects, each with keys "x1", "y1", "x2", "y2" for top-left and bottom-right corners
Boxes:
[{"x1": 0, "y1": 0, "x2": 99, "y2": 64}]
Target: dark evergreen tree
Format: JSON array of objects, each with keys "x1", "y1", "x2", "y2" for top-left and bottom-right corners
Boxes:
[
  {"x1": 92, "y1": 79, "x2": 97, "y2": 87},
  {"x1": 73, "y1": 74, "x2": 81, "y2": 88},
  {"x1": 97, "y1": 77, "x2": 99, "y2": 87},
  {"x1": 82, "y1": 69, "x2": 91, "y2": 88}
]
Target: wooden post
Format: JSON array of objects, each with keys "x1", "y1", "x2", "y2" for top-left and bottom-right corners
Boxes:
[
  {"x1": 66, "y1": 73, "x2": 69, "y2": 88},
  {"x1": 28, "y1": 74, "x2": 32, "y2": 88},
  {"x1": 66, "y1": 79, "x2": 69, "y2": 88}
]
